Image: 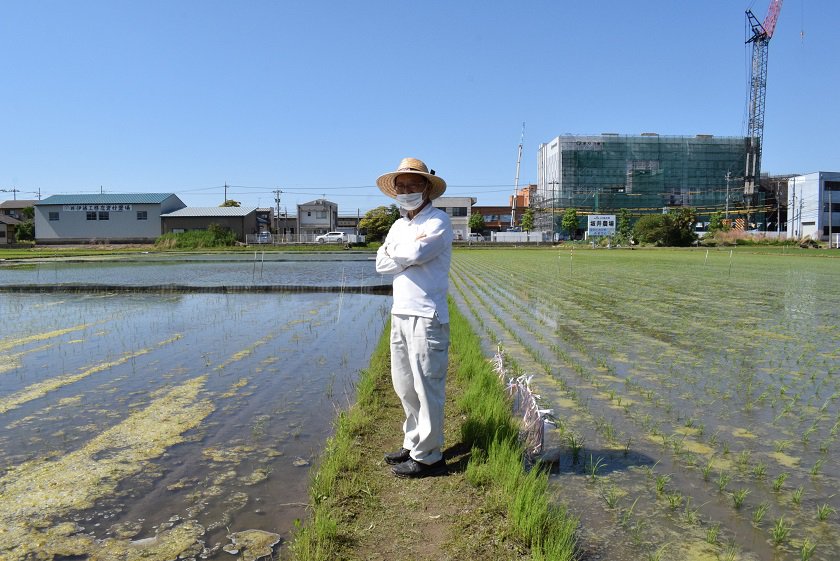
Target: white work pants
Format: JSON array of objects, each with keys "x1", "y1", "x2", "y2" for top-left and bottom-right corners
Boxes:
[{"x1": 390, "y1": 313, "x2": 449, "y2": 464}]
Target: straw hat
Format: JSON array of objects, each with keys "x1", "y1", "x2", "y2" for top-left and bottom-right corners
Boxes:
[{"x1": 376, "y1": 157, "x2": 447, "y2": 200}]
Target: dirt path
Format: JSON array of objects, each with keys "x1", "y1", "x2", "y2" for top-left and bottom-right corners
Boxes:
[{"x1": 301, "y1": 335, "x2": 534, "y2": 560}]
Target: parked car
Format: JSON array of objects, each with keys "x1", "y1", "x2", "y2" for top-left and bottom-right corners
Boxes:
[
  {"x1": 467, "y1": 233, "x2": 485, "y2": 242},
  {"x1": 256, "y1": 232, "x2": 272, "y2": 244},
  {"x1": 315, "y1": 231, "x2": 348, "y2": 244}
]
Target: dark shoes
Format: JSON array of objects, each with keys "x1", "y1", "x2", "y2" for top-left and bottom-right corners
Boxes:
[
  {"x1": 384, "y1": 447, "x2": 411, "y2": 465},
  {"x1": 391, "y1": 458, "x2": 447, "y2": 479}
]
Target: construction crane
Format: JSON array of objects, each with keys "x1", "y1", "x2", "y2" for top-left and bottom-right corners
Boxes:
[{"x1": 744, "y1": 0, "x2": 784, "y2": 197}]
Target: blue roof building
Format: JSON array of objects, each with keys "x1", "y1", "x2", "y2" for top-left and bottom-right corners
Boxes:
[{"x1": 34, "y1": 193, "x2": 185, "y2": 244}]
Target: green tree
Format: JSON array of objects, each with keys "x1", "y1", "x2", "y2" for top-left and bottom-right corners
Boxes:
[
  {"x1": 633, "y1": 208, "x2": 698, "y2": 246},
  {"x1": 22, "y1": 206, "x2": 34, "y2": 220},
  {"x1": 468, "y1": 212, "x2": 486, "y2": 232},
  {"x1": 615, "y1": 208, "x2": 633, "y2": 244},
  {"x1": 358, "y1": 204, "x2": 400, "y2": 242},
  {"x1": 668, "y1": 207, "x2": 698, "y2": 246},
  {"x1": 561, "y1": 208, "x2": 578, "y2": 239},
  {"x1": 706, "y1": 211, "x2": 730, "y2": 236},
  {"x1": 15, "y1": 220, "x2": 35, "y2": 241},
  {"x1": 520, "y1": 208, "x2": 534, "y2": 232},
  {"x1": 220, "y1": 199, "x2": 241, "y2": 207},
  {"x1": 633, "y1": 214, "x2": 669, "y2": 245}
]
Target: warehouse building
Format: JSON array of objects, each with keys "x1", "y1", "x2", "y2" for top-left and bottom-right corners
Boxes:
[
  {"x1": 34, "y1": 193, "x2": 185, "y2": 244},
  {"x1": 536, "y1": 134, "x2": 751, "y2": 234}
]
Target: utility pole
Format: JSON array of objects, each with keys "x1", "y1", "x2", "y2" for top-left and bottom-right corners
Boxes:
[
  {"x1": 0, "y1": 187, "x2": 20, "y2": 200},
  {"x1": 273, "y1": 189, "x2": 282, "y2": 233},
  {"x1": 725, "y1": 171, "x2": 731, "y2": 222},
  {"x1": 776, "y1": 182, "x2": 780, "y2": 236},
  {"x1": 791, "y1": 178, "x2": 796, "y2": 238},
  {"x1": 512, "y1": 122, "x2": 525, "y2": 229}
]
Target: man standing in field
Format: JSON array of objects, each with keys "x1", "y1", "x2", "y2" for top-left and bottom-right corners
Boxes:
[{"x1": 375, "y1": 157, "x2": 453, "y2": 478}]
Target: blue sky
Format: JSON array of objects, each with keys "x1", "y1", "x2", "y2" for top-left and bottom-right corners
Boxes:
[{"x1": 2, "y1": 1, "x2": 837, "y2": 214}]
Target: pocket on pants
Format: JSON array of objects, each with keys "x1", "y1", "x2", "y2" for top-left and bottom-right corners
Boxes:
[{"x1": 415, "y1": 316, "x2": 449, "y2": 379}]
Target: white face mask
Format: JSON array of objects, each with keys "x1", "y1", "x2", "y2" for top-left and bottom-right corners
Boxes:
[{"x1": 395, "y1": 192, "x2": 425, "y2": 211}]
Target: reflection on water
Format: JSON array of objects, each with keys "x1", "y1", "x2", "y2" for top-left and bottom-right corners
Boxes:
[
  {"x1": 0, "y1": 253, "x2": 384, "y2": 287},
  {"x1": 0, "y1": 281, "x2": 390, "y2": 558}
]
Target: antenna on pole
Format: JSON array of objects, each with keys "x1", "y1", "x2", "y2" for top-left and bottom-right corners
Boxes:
[{"x1": 512, "y1": 122, "x2": 525, "y2": 227}]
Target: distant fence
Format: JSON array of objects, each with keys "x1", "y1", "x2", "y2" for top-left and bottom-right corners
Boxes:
[{"x1": 244, "y1": 233, "x2": 365, "y2": 245}]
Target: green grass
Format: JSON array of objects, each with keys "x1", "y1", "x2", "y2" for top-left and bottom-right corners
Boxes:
[{"x1": 288, "y1": 302, "x2": 578, "y2": 560}]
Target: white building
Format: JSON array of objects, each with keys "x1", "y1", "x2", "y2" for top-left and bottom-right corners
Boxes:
[
  {"x1": 297, "y1": 199, "x2": 338, "y2": 241},
  {"x1": 433, "y1": 196, "x2": 476, "y2": 241},
  {"x1": 787, "y1": 172, "x2": 840, "y2": 242},
  {"x1": 34, "y1": 193, "x2": 185, "y2": 244}
]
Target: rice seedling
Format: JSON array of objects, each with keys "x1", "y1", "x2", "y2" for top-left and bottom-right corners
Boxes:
[
  {"x1": 666, "y1": 491, "x2": 683, "y2": 510},
  {"x1": 721, "y1": 544, "x2": 738, "y2": 561},
  {"x1": 566, "y1": 433, "x2": 584, "y2": 465},
  {"x1": 774, "y1": 439, "x2": 793, "y2": 453},
  {"x1": 800, "y1": 537, "x2": 816, "y2": 561},
  {"x1": 717, "y1": 471, "x2": 732, "y2": 493},
  {"x1": 620, "y1": 497, "x2": 640, "y2": 528},
  {"x1": 701, "y1": 460, "x2": 714, "y2": 481},
  {"x1": 792, "y1": 487, "x2": 804, "y2": 506},
  {"x1": 816, "y1": 503, "x2": 836, "y2": 521},
  {"x1": 600, "y1": 484, "x2": 620, "y2": 509},
  {"x1": 732, "y1": 488, "x2": 750, "y2": 509},
  {"x1": 751, "y1": 461, "x2": 767, "y2": 479},
  {"x1": 772, "y1": 472, "x2": 789, "y2": 492},
  {"x1": 647, "y1": 543, "x2": 668, "y2": 561},
  {"x1": 705, "y1": 522, "x2": 721, "y2": 544},
  {"x1": 655, "y1": 474, "x2": 671, "y2": 495},
  {"x1": 770, "y1": 516, "x2": 791, "y2": 545},
  {"x1": 586, "y1": 454, "x2": 607, "y2": 482},
  {"x1": 623, "y1": 436, "x2": 632, "y2": 457},
  {"x1": 809, "y1": 458, "x2": 825, "y2": 476},
  {"x1": 753, "y1": 501, "x2": 769, "y2": 524},
  {"x1": 681, "y1": 500, "x2": 700, "y2": 525}
]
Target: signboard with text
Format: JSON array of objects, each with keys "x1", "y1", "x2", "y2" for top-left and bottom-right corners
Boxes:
[{"x1": 587, "y1": 214, "x2": 616, "y2": 237}]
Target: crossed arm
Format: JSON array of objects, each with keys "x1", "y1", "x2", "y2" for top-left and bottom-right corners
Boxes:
[{"x1": 376, "y1": 219, "x2": 449, "y2": 275}]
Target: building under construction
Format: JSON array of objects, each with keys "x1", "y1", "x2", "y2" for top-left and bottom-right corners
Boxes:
[{"x1": 536, "y1": 133, "x2": 758, "y2": 234}]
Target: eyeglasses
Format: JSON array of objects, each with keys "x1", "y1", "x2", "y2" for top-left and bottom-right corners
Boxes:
[{"x1": 394, "y1": 182, "x2": 427, "y2": 191}]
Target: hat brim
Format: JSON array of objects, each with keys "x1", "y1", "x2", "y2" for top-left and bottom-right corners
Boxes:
[{"x1": 376, "y1": 170, "x2": 446, "y2": 201}]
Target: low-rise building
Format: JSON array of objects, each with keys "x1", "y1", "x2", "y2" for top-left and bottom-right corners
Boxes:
[
  {"x1": 34, "y1": 193, "x2": 186, "y2": 244},
  {"x1": 298, "y1": 199, "x2": 338, "y2": 241},
  {"x1": 0, "y1": 214, "x2": 22, "y2": 245},
  {"x1": 787, "y1": 171, "x2": 840, "y2": 242},
  {"x1": 1, "y1": 199, "x2": 37, "y2": 221},
  {"x1": 160, "y1": 206, "x2": 260, "y2": 241},
  {"x1": 433, "y1": 196, "x2": 476, "y2": 241},
  {"x1": 471, "y1": 205, "x2": 516, "y2": 233}
]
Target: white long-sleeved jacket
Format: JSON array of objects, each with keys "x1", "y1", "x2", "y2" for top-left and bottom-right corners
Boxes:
[{"x1": 375, "y1": 204, "x2": 453, "y2": 323}]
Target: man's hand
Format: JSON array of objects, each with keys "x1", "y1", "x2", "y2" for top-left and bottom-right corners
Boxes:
[{"x1": 415, "y1": 233, "x2": 427, "y2": 241}]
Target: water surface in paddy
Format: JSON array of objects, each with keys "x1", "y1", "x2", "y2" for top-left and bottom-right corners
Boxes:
[
  {"x1": 0, "y1": 257, "x2": 391, "y2": 559},
  {"x1": 0, "y1": 252, "x2": 383, "y2": 287}
]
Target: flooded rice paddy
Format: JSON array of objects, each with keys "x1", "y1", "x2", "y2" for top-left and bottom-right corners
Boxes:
[
  {"x1": 0, "y1": 255, "x2": 389, "y2": 559},
  {"x1": 451, "y1": 248, "x2": 840, "y2": 561}
]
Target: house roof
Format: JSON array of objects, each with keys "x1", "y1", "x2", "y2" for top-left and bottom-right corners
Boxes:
[
  {"x1": 299, "y1": 198, "x2": 337, "y2": 207},
  {"x1": 161, "y1": 206, "x2": 257, "y2": 218},
  {"x1": 0, "y1": 199, "x2": 37, "y2": 209},
  {"x1": 0, "y1": 215, "x2": 22, "y2": 225},
  {"x1": 37, "y1": 193, "x2": 179, "y2": 205}
]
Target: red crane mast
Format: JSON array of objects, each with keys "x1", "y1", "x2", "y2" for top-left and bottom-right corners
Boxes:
[{"x1": 744, "y1": 0, "x2": 784, "y2": 196}]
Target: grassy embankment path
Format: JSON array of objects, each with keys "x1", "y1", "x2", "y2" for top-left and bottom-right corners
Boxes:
[{"x1": 288, "y1": 302, "x2": 578, "y2": 561}]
